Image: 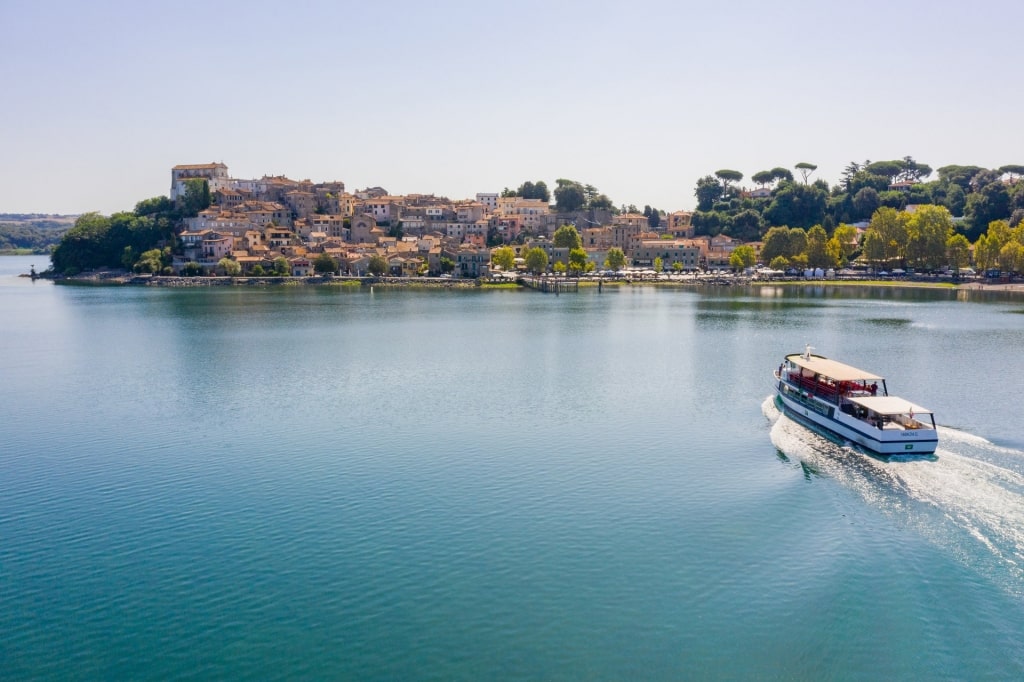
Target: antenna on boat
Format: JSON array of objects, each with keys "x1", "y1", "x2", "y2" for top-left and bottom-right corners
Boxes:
[{"x1": 803, "y1": 344, "x2": 814, "y2": 359}]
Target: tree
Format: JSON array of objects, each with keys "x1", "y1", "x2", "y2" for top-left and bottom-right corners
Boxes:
[
  {"x1": 218, "y1": 257, "x2": 241, "y2": 276},
  {"x1": 313, "y1": 252, "x2": 339, "y2": 274},
  {"x1": 999, "y1": 164, "x2": 1024, "y2": 181},
  {"x1": 786, "y1": 227, "x2": 808, "y2": 257},
  {"x1": 906, "y1": 205, "x2": 954, "y2": 270},
  {"x1": 653, "y1": 256, "x2": 664, "y2": 273},
  {"x1": 795, "y1": 162, "x2": 817, "y2": 184},
  {"x1": 523, "y1": 247, "x2": 548, "y2": 274},
  {"x1": 861, "y1": 229, "x2": 886, "y2": 268},
  {"x1": 134, "y1": 196, "x2": 173, "y2": 216},
  {"x1": 134, "y1": 248, "x2": 166, "y2": 274},
  {"x1": 864, "y1": 160, "x2": 904, "y2": 183},
  {"x1": 729, "y1": 209, "x2": 762, "y2": 241},
  {"x1": 946, "y1": 233, "x2": 971, "y2": 273},
  {"x1": 492, "y1": 245, "x2": 515, "y2": 271},
  {"x1": 764, "y1": 182, "x2": 827, "y2": 228},
  {"x1": 865, "y1": 207, "x2": 910, "y2": 266},
  {"x1": 998, "y1": 241, "x2": 1024, "y2": 274},
  {"x1": 729, "y1": 245, "x2": 756, "y2": 271},
  {"x1": 877, "y1": 189, "x2": 907, "y2": 211},
  {"x1": 852, "y1": 187, "x2": 881, "y2": 219},
  {"x1": 840, "y1": 161, "x2": 863, "y2": 191},
  {"x1": 972, "y1": 234, "x2": 995, "y2": 272},
  {"x1": 771, "y1": 167, "x2": 794, "y2": 184},
  {"x1": 825, "y1": 236, "x2": 845, "y2": 267},
  {"x1": 1012, "y1": 209, "x2": 1024, "y2": 229},
  {"x1": 898, "y1": 156, "x2": 932, "y2": 183},
  {"x1": 590, "y1": 194, "x2": 614, "y2": 211},
  {"x1": 769, "y1": 255, "x2": 789, "y2": 270},
  {"x1": 715, "y1": 169, "x2": 743, "y2": 195},
  {"x1": 554, "y1": 179, "x2": 586, "y2": 212},
  {"x1": 752, "y1": 170, "x2": 773, "y2": 187},
  {"x1": 273, "y1": 256, "x2": 291, "y2": 276},
  {"x1": 440, "y1": 256, "x2": 455, "y2": 274},
  {"x1": 964, "y1": 181, "x2": 1012, "y2": 240},
  {"x1": 691, "y1": 210, "x2": 725, "y2": 237},
  {"x1": 832, "y1": 224, "x2": 859, "y2": 262},
  {"x1": 553, "y1": 260, "x2": 566, "y2": 275},
  {"x1": 51, "y1": 212, "x2": 114, "y2": 274},
  {"x1": 552, "y1": 224, "x2": 583, "y2": 249},
  {"x1": 367, "y1": 255, "x2": 388, "y2": 276},
  {"x1": 805, "y1": 225, "x2": 832, "y2": 269},
  {"x1": 516, "y1": 180, "x2": 550, "y2": 202},
  {"x1": 760, "y1": 226, "x2": 792, "y2": 263},
  {"x1": 605, "y1": 247, "x2": 626, "y2": 271},
  {"x1": 648, "y1": 209, "x2": 661, "y2": 229},
  {"x1": 568, "y1": 247, "x2": 589, "y2": 276},
  {"x1": 180, "y1": 178, "x2": 211, "y2": 217},
  {"x1": 944, "y1": 184, "x2": 967, "y2": 216},
  {"x1": 694, "y1": 175, "x2": 723, "y2": 211},
  {"x1": 937, "y1": 164, "x2": 984, "y2": 191}
]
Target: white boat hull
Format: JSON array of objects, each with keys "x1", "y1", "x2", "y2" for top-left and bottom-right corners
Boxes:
[{"x1": 775, "y1": 389, "x2": 938, "y2": 457}]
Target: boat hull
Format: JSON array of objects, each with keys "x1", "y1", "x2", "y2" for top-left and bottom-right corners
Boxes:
[{"x1": 775, "y1": 390, "x2": 937, "y2": 457}]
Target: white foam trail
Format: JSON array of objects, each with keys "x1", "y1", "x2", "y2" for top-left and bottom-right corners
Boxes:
[{"x1": 764, "y1": 396, "x2": 1024, "y2": 592}]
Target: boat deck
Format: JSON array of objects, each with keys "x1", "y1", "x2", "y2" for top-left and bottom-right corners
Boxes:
[{"x1": 781, "y1": 372, "x2": 935, "y2": 432}]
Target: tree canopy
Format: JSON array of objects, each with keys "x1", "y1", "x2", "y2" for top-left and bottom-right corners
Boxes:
[
  {"x1": 554, "y1": 179, "x2": 586, "y2": 213},
  {"x1": 523, "y1": 247, "x2": 548, "y2": 274},
  {"x1": 513, "y1": 180, "x2": 550, "y2": 202},
  {"x1": 491, "y1": 246, "x2": 516, "y2": 271},
  {"x1": 313, "y1": 252, "x2": 339, "y2": 274},
  {"x1": 605, "y1": 247, "x2": 626, "y2": 271},
  {"x1": 552, "y1": 224, "x2": 583, "y2": 249},
  {"x1": 368, "y1": 255, "x2": 387, "y2": 276},
  {"x1": 51, "y1": 201, "x2": 178, "y2": 275}
]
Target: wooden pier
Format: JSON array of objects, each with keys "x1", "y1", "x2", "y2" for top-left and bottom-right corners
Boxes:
[{"x1": 519, "y1": 276, "x2": 579, "y2": 294}]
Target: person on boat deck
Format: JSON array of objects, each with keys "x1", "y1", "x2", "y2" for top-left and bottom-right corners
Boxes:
[{"x1": 870, "y1": 382, "x2": 878, "y2": 395}]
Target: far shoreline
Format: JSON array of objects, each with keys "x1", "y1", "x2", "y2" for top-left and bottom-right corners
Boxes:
[{"x1": 21, "y1": 266, "x2": 1024, "y2": 297}]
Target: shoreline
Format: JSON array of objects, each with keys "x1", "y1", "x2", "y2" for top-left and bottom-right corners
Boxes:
[{"x1": 18, "y1": 265, "x2": 1024, "y2": 296}]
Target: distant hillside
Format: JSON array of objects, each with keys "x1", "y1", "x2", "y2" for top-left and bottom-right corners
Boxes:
[{"x1": 0, "y1": 214, "x2": 77, "y2": 254}]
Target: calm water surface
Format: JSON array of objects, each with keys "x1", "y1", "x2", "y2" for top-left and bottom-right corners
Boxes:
[{"x1": 2, "y1": 255, "x2": 1024, "y2": 680}]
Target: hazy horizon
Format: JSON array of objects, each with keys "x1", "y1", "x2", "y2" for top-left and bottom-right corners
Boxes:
[{"x1": 3, "y1": 0, "x2": 1021, "y2": 215}]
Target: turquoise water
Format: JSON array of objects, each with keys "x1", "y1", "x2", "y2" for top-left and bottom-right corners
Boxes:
[{"x1": 2, "y1": 256, "x2": 1024, "y2": 680}]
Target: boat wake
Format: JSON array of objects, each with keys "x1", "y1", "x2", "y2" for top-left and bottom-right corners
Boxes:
[{"x1": 763, "y1": 396, "x2": 1024, "y2": 596}]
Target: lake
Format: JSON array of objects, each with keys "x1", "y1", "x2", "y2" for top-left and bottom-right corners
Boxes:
[{"x1": 2, "y1": 255, "x2": 1024, "y2": 680}]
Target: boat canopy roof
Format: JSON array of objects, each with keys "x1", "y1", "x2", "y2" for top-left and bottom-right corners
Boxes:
[
  {"x1": 847, "y1": 395, "x2": 933, "y2": 415},
  {"x1": 785, "y1": 353, "x2": 883, "y2": 382}
]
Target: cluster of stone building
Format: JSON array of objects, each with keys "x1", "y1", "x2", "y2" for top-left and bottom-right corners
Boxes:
[{"x1": 170, "y1": 162, "x2": 742, "y2": 277}]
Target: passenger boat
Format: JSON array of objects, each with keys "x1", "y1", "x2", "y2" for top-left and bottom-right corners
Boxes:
[{"x1": 774, "y1": 347, "x2": 938, "y2": 457}]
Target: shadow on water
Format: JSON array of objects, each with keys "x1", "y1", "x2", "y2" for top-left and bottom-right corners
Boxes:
[
  {"x1": 862, "y1": 317, "x2": 913, "y2": 327},
  {"x1": 763, "y1": 395, "x2": 1024, "y2": 596}
]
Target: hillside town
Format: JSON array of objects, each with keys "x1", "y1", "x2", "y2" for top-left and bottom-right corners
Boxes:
[{"x1": 170, "y1": 162, "x2": 738, "y2": 278}]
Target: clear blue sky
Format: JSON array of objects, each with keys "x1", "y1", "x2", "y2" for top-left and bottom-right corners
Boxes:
[{"x1": 2, "y1": 0, "x2": 1020, "y2": 216}]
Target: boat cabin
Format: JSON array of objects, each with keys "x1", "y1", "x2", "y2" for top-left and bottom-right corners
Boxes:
[{"x1": 778, "y1": 353, "x2": 936, "y2": 432}]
